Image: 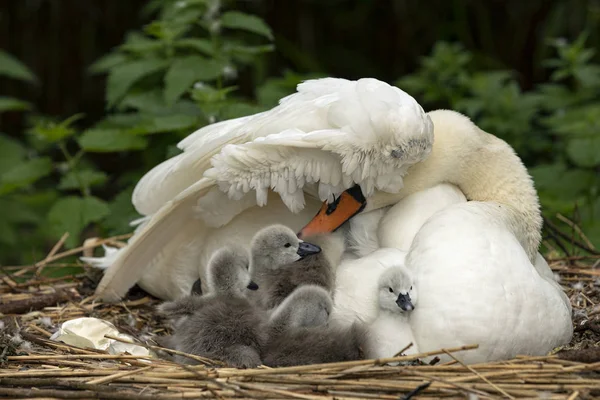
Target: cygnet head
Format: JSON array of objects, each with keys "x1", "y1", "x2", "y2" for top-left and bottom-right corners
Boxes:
[
  {"x1": 251, "y1": 224, "x2": 321, "y2": 270},
  {"x1": 206, "y1": 244, "x2": 259, "y2": 296},
  {"x1": 271, "y1": 285, "x2": 333, "y2": 330},
  {"x1": 378, "y1": 266, "x2": 417, "y2": 313}
]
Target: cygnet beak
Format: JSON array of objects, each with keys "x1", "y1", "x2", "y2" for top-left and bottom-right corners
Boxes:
[
  {"x1": 296, "y1": 241, "x2": 321, "y2": 259},
  {"x1": 396, "y1": 293, "x2": 414, "y2": 311},
  {"x1": 247, "y1": 281, "x2": 259, "y2": 291},
  {"x1": 191, "y1": 278, "x2": 203, "y2": 296}
]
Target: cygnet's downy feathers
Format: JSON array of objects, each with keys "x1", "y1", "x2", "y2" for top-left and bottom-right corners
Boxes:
[
  {"x1": 250, "y1": 224, "x2": 321, "y2": 274},
  {"x1": 268, "y1": 285, "x2": 333, "y2": 335},
  {"x1": 157, "y1": 245, "x2": 265, "y2": 368},
  {"x1": 206, "y1": 244, "x2": 258, "y2": 295},
  {"x1": 264, "y1": 285, "x2": 366, "y2": 367},
  {"x1": 378, "y1": 266, "x2": 417, "y2": 313},
  {"x1": 363, "y1": 265, "x2": 418, "y2": 359},
  {"x1": 257, "y1": 232, "x2": 344, "y2": 309}
]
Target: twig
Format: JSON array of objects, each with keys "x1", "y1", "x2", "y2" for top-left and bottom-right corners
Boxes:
[
  {"x1": 104, "y1": 334, "x2": 224, "y2": 366},
  {"x1": 556, "y1": 213, "x2": 596, "y2": 251},
  {"x1": 442, "y1": 349, "x2": 514, "y2": 399},
  {"x1": 0, "y1": 289, "x2": 77, "y2": 314},
  {"x1": 544, "y1": 217, "x2": 600, "y2": 255},
  {"x1": 394, "y1": 342, "x2": 414, "y2": 357},
  {"x1": 36, "y1": 232, "x2": 70, "y2": 276},
  {"x1": 86, "y1": 365, "x2": 153, "y2": 385},
  {"x1": 567, "y1": 390, "x2": 580, "y2": 400},
  {"x1": 401, "y1": 381, "x2": 432, "y2": 400}
]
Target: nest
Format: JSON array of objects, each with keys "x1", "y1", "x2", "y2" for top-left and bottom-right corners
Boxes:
[{"x1": 1, "y1": 224, "x2": 600, "y2": 400}]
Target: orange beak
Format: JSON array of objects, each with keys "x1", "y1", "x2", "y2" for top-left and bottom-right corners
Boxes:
[{"x1": 297, "y1": 184, "x2": 366, "y2": 239}]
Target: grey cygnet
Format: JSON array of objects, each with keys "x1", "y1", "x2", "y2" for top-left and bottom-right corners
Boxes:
[
  {"x1": 157, "y1": 244, "x2": 265, "y2": 368},
  {"x1": 250, "y1": 225, "x2": 343, "y2": 309},
  {"x1": 263, "y1": 285, "x2": 366, "y2": 367}
]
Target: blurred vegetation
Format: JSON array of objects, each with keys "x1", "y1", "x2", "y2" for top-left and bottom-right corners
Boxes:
[{"x1": 0, "y1": 0, "x2": 599, "y2": 265}]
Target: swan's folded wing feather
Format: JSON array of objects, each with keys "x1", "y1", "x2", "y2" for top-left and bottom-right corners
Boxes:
[
  {"x1": 131, "y1": 78, "x2": 432, "y2": 216},
  {"x1": 96, "y1": 178, "x2": 216, "y2": 301}
]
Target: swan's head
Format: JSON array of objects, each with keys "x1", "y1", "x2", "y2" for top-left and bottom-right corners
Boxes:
[
  {"x1": 377, "y1": 266, "x2": 416, "y2": 313},
  {"x1": 206, "y1": 245, "x2": 259, "y2": 295},
  {"x1": 298, "y1": 184, "x2": 369, "y2": 238},
  {"x1": 251, "y1": 224, "x2": 321, "y2": 269}
]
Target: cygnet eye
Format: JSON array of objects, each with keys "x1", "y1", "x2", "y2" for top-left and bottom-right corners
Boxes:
[
  {"x1": 284, "y1": 243, "x2": 291, "y2": 248},
  {"x1": 388, "y1": 287, "x2": 393, "y2": 293},
  {"x1": 410, "y1": 286, "x2": 413, "y2": 290}
]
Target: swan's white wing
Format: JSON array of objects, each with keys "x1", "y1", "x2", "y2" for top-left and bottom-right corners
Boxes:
[
  {"x1": 95, "y1": 77, "x2": 433, "y2": 301},
  {"x1": 131, "y1": 77, "x2": 432, "y2": 216},
  {"x1": 131, "y1": 78, "x2": 349, "y2": 216}
]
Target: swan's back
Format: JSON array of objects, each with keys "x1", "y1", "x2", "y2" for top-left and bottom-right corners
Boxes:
[
  {"x1": 378, "y1": 183, "x2": 466, "y2": 251},
  {"x1": 407, "y1": 202, "x2": 572, "y2": 363}
]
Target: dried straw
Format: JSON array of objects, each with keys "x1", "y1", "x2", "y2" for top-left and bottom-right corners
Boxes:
[{"x1": 1, "y1": 227, "x2": 599, "y2": 399}]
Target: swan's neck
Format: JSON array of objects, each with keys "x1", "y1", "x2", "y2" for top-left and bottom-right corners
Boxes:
[{"x1": 369, "y1": 110, "x2": 542, "y2": 261}]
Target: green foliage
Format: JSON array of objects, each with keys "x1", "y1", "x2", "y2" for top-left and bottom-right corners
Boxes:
[
  {"x1": 399, "y1": 34, "x2": 600, "y2": 249},
  {"x1": 0, "y1": 0, "x2": 281, "y2": 264},
  {"x1": 1, "y1": 0, "x2": 598, "y2": 265}
]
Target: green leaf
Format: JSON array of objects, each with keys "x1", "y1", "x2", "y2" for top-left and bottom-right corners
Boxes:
[
  {"x1": 164, "y1": 56, "x2": 225, "y2": 104},
  {"x1": 106, "y1": 58, "x2": 168, "y2": 107},
  {"x1": 0, "y1": 157, "x2": 53, "y2": 195},
  {"x1": 88, "y1": 53, "x2": 130, "y2": 75},
  {"x1": 47, "y1": 196, "x2": 110, "y2": 248},
  {"x1": 102, "y1": 187, "x2": 140, "y2": 235},
  {"x1": 567, "y1": 137, "x2": 600, "y2": 167},
  {"x1": 0, "y1": 218, "x2": 17, "y2": 245},
  {"x1": 120, "y1": 32, "x2": 164, "y2": 54},
  {"x1": 78, "y1": 129, "x2": 148, "y2": 152},
  {"x1": 220, "y1": 11, "x2": 274, "y2": 40},
  {"x1": 530, "y1": 163, "x2": 596, "y2": 199},
  {"x1": 31, "y1": 114, "x2": 84, "y2": 143},
  {"x1": 174, "y1": 38, "x2": 215, "y2": 56},
  {"x1": 137, "y1": 114, "x2": 199, "y2": 135},
  {"x1": 0, "y1": 49, "x2": 36, "y2": 82},
  {"x1": 58, "y1": 170, "x2": 109, "y2": 191},
  {"x1": 0, "y1": 97, "x2": 31, "y2": 112},
  {"x1": 0, "y1": 134, "x2": 26, "y2": 174}
]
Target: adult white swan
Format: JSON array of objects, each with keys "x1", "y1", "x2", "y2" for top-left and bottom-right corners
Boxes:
[
  {"x1": 93, "y1": 77, "x2": 435, "y2": 301},
  {"x1": 327, "y1": 183, "x2": 572, "y2": 363},
  {"x1": 88, "y1": 76, "x2": 572, "y2": 362}
]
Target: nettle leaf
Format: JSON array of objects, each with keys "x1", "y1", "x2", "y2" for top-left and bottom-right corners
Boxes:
[
  {"x1": 137, "y1": 114, "x2": 200, "y2": 135},
  {"x1": 0, "y1": 49, "x2": 36, "y2": 82},
  {"x1": 88, "y1": 53, "x2": 130, "y2": 75},
  {"x1": 567, "y1": 137, "x2": 600, "y2": 168},
  {"x1": 164, "y1": 56, "x2": 226, "y2": 104},
  {"x1": 120, "y1": 32, "x2": 164, "y2": 54},
  {"x1": 58, "y1": 170, "x2": 109, "y2": 191},
  {"x1": 0, "y1": 197, "x2": 41, "y2": 224},
  {"x1": 31, "y1": 114, "x2": 84, "y2": 143},
  {"x1": 0, "y1": 134, "x2": 26, "y2": 174},
  {"x1": 175, "y1": 38, "x2": 215, "y2": 56},
  {"x1": 102, "y1": 186, "x2": 140, "y2": 235},
  {"x1": 220, "y1": 11, "x2": 274, "y2": 40},
  {"x1": 106, "y1": 58, "x2": 169, "y2": 107},
  {"x1": 0, "y1": 157, "x2": 53, "y2": 195},
  {"x1": 47, "y1": 196, "x2": 110, "y2": 248},
  {"x1": 0, "y1": 218, "x2": 17, "y2": 245},
  {"x1": 530, "y1": 163, "x2": 596, "y2": 199},
  {"x1": 0, "y1": 97, "x2": 31, "y2": 112},
  {"x1": 78, "y1": 128, "x2": 148, "y2": 152}
]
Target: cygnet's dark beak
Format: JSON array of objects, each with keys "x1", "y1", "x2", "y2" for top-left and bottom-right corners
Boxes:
[
  {"x1": 297, "y1": 241, "x2": 321, "y2": 259},
  {"x1": 191, "y1": 278, "x2": 203, "y2": 296},
  {"x1": 396, "y1": 293, "x2": 414, "y2": 311},
  {"x1": 247, "y1": 281, "x2": 259, "y2": 291}
]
